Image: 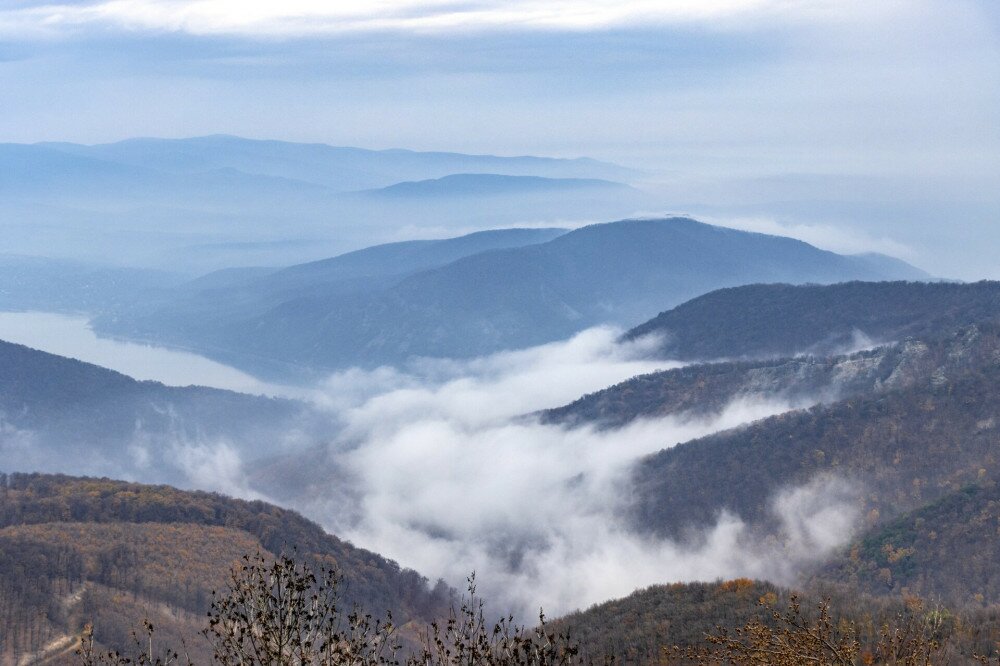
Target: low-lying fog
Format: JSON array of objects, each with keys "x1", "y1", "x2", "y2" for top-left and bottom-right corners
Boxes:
[
  {"x1": 0, "y1": 315, "x2": 861, "y2": 618},
  {"x1": 291, "y1": 329, "x2": 858, "y2": 617}
]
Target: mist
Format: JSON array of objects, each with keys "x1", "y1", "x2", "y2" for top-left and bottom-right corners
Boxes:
[
  {"x1": 0, "y1": 321, "x2": 864, "y2": 618},
  {"x1": 267, "y1": 328, "x2": 862, "y2": 617}
]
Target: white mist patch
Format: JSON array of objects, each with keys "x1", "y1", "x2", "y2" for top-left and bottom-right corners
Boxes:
[
  {"x1": 173, "y1": 439, "x2": 272, "y2": 501},
  {"x1": 315, "y1": 326, "x2": 674, "y2": 419},
  {"x1": 301, "y1": 327, "x2": 860, "y2": 617},
  {"x1": 699, "y1": 214, "x2": 917, "y2": 261}
]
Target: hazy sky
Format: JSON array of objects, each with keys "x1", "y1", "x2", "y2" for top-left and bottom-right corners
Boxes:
[{"x1": 2, "y1": 0, "x2": 998, "y2": 175}]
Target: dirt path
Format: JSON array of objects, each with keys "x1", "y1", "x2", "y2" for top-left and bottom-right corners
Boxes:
[{"x1": 16, "y1": 585, "x2": 88, "y2": 666}]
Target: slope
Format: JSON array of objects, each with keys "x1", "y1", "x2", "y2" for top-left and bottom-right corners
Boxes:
[
  {"x1": 0, "y1": 339, "x2": 330, "y2": 486},
  {"x1": 100, "y1": 218, "x2": 928, "y2": 379},
  {"x1": 628, "y1": 324, "x2": 1000, "y2": 545},
  {"x1": 817, "y1": 482, "x2": 1000, "y2": 605},
  {"x1": 0, "y1": 472, "x2": 451, "y2": 662},
  {"x1": 624, "y1": 280, "x2": 998, "y2": 362}
]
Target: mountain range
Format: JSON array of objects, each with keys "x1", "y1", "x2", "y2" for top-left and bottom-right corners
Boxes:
[
  {"x1": 0, "y1": 136, "x2": 646, "y2": 273},
  {"x1": 93, "y1": 217, "x2": 928, "y2": 380},
  {"x1": 0, "y1": 278, "x2": 1000, "y2": 663}
]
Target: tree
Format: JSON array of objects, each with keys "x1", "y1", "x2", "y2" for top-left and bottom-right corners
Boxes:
[
  {"x1": 204, "y1": 552, "x2": 399, "y2": 666},
  {"x1": 673, "y1": 595, "x2": 938, "y2": 666},
  {"x1": 79, "y1": 553, "x2": 589, "y2": 665}
]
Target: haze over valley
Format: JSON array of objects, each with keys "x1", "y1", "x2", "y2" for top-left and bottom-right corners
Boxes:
[{"x1": 2, "y1": 1, "x2": 1000, "y2": 663}]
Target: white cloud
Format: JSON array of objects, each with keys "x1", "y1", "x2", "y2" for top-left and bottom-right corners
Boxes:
[
  {"x1": 287, "y1": 327, "x2": 860, "y2": 617},
  {"x1": 1, "y1": 0, "x2": 903, "y2": 38},
  {"x1": 702, "y1": 215, "x2": 918, "y2": 260}
]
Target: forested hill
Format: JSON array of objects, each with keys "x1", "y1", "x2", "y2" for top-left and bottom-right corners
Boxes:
[
  {"x1": 0, "y1": 338, "x2": 331, "y2": 485},
  {"x1": 817, "y1": 482, "x2": 1000, "y2": 605},
  {"x1": 0, "y1": 473, "x2": 451, "y2": 663},
  {"x1": 543, "y1": 320, "x2": 1000, "y2": 429},
  {"x1": 624, "y1": 280, "x2": 1000, "y2": 361},
  {"x1": 97, "y1": 218, "x2": 928, "y2": 379},
  {"x1": 628, "y1": 324, "x2": 1000, "y2": 555},
  {"x1": 548, "y1": 579, "x2": 1000, "y2": 664}
]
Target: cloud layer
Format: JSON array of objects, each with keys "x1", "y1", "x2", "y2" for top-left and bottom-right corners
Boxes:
[
  {"x1": 2, "y1": 0, "x2": 881, "y2": 38},
  {"x1": 284, "y1": 328, "x2": 860, "y2": 617}
]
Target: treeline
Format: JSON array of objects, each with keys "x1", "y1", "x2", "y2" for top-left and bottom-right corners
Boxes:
[
  {"x1": 74, "y1": 556, "x2": 1000, "y2": 665},
  {"x1": 625, "y1": 280, "x2": 1000, "y2": 360},
  {"x1": 630, "y1": 347, "x2": 1000, "y2": 546},
  {"x1": 821, "y1": 483, "x2": 1000, "y2": 605},
  {"x1": 553, "y1": 578, "x2": 1000, "y2": 664},
  {"x1": 0, "y1": 473, "x2": 453, "y2": 662}
]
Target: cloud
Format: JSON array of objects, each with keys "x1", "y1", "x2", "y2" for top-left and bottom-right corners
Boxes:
[
  {"x1": 702, "y1": 215, "x2": 918, "y2": 260},
  {"x1": 0, "y1": 0, "x2": 902, "y2": 38},
  {"x1": 284, "y1": 327, "x2": 860, "y2": 617}
]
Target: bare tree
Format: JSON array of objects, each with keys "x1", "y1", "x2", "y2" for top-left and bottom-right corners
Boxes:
[{"x1": 204, "y1": 552, "x2": 400, "y2": 666}]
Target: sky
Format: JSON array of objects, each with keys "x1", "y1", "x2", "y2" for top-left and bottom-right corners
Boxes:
[
  {"x1": 1, "y1": 0, "x2": 997, "y2": 173},
  {"x1": 1, "y1": 1, "x2": 999, "y2": 278}
]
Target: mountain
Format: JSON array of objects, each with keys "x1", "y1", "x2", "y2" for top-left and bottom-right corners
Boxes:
[
  {"x1": 549, "y1": 578, "x2": 1000, "y2": 664},
  {"x1": 817, "y1": 482, "x2": 1000, "y2": 605},
  {"x1": 253, "y1": 227, "x2": 569, "y2": 289},
  {"x1": 543, "y1": 279, "x2": 1000, "y2": 429},
  {"x1": 96, "y1": 218, "x2": 928, "y2": 380},
  {"x1": 93, "y1": 227, "x2": 570, "y2": 376},
  {"x1": 628, "y1": 324, "x2": 1000, "y2": 545},
  {"x1": 0, "y1": 338, "x2": 331, "y2": 486},
  {"x1": 39, "y1": 135, "x2": 635, "y2": 190},
  {"x1": 624, "y1": 280, "x2": 998, "y2": 362},
  {"x1": 0, "y1": 254, "x2": 185, "y2": 313},
  {"x1": 539, "y1": 284, "x2": 1000, "y2": 616},
  {"x1": 0, "y1": 142, "x2": 336, "y2": 203},
  {"x1": 540, "y1": 343, "x2": 923, "y2": 429},
  {"x1": 364, "y1": 173, "x2": 631, "y2": 198},
  {"x1": 1, "y1": 138, "x2": 642, "y2": 273},
  {"x1": 0, "y1": 472, "x2": 450, "y2": 663}
]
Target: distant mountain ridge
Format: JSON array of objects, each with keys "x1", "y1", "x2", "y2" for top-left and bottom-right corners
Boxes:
[
  {"x1": 0, "y1": 136, "x2": 643, "y2": 273},
  {"x1": 96, "y1": 217, "x2": 928, "y2": 380},
  {"x1": 364, "y1": 173, "x2": 631, "y2": 198},
  {"x1": 31, "y1": 135, "x2": 636, "y2": 191}
]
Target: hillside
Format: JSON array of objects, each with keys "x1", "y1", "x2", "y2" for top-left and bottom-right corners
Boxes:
[
  {"x1": 624, "y1": 280, "x2": 999, "y2": 361},
  {"x1": 817, "y1": 482, "x2": 1000, "y2": 605},
  {"x1": 628, "y1": 324, "x2": 1000, "y2": 551},
  {"x1": 0, "y1": 339, "x2": 330, "y2": 486},
  {"x1": 92, "y1": 227, "x2": 568, "y2": 376},
  {"x1": 541, "y1": 345, "x2": 901, "y2": 428},
  {"x1": 97, "y1": 218, "x2": 927, "y2": 379},
  {"x1": 549, "y1": 579, "x2": 1000, "y2": 664},
  {"x1": 0, "y1": 472, "x2": 451, "y2": 663},
  {"x1": 543, "y1": 308, "x2": 1000, "y2": 429}
]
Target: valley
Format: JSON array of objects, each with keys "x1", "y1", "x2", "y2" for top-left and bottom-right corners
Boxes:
[{"x1": 3, "y1": 7, "x2": 999, "y2": 658}]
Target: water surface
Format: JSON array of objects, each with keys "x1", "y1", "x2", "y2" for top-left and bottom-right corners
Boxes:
[{"x1": 0, "y1": 311, "x2": 295, "y2": 397}]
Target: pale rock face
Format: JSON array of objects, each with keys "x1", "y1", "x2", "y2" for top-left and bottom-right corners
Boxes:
[{"x1": 880, "y1": 339, "x2": 930, "y2": 391}]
